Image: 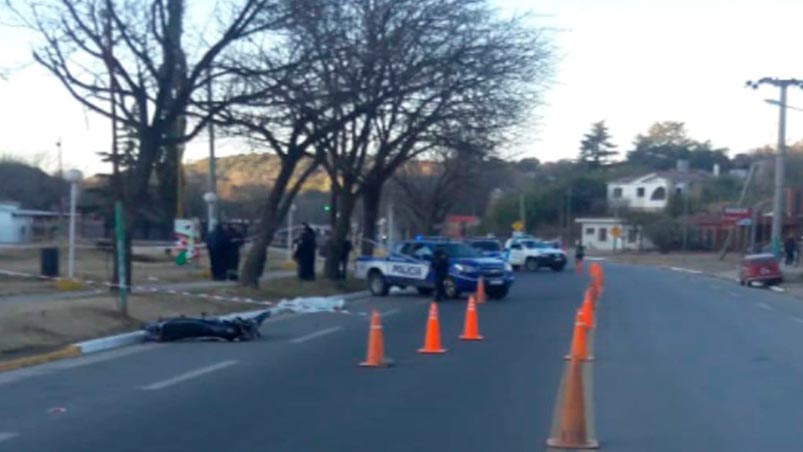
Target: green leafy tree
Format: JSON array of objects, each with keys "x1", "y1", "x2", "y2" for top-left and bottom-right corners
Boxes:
[
  {"x1": 627, "y1": 121, "x2": 729, "y2": 171},
  {"x1": 578, "y1": 121, "x2": 617, "y2": 168}
]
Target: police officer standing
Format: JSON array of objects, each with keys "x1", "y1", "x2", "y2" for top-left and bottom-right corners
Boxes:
[{"x1": 432, "y1": 246, "x2": 450, "y2": 301}]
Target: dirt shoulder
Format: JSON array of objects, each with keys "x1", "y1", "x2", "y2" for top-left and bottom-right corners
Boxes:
[
  {"x1": 0, "y1": 275, "x2": 365, "y2": 361},
  {"x1": 597, "y1": 250, "x2": 803, "y2": 297}
]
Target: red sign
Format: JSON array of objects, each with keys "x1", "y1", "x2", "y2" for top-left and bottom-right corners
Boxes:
[{"x1": 723, "y1": 207, "x2": 751, "y2": 225}]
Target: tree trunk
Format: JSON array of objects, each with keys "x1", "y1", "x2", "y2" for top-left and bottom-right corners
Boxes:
[
  {"x1": 240, "y1": 158, "x2": 297, "y2": 287},
  {"x1": 360, "y1": 181, "x2": 384, "y2": 256},
  {"x1": 325, "y1": 186, "x2": 357, "y2": 280}
]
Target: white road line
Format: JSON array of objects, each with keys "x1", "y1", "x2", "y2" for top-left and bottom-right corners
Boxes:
[
  {"x1": 380, "y1": 308, "x2": 401, "y2": 317},
  {"x1": 793, "y1": 317, "x2": 803, "y2": 324},
  {"x1": 0, "y1": 433, "x2": 18, "y2": 443},
  {"x1": 770, "y1": 286, "x2": 786, "y2": 293},
  {"x1": 141, "y1": 360, "x2": 238, "y2": 391},
  {"x1": 290, "y1": 326, "x2": 343, "y2": 344},
  {"x1": 726, "y1": 291, "x2": 743, "y2": 298},
  {"x1": 758, "y1": 302, "x2": 773, "y2": 311}
]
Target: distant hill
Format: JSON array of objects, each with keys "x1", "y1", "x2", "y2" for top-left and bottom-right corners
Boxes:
[
  {"x1": 184, "y1": 154, "x2": 331, "y2": 200},
  {"x1": 0, "y1": 161, "x2": 68, "y2": 210}
]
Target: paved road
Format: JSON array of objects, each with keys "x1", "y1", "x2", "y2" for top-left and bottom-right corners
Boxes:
[{"x1": 1, "y1": 263, "x2": 803, "y2": 451}]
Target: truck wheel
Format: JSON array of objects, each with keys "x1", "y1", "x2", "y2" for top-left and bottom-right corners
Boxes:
[
  {"x1": 368, "y1": 270, "x2": 390, "y2": 297},
  {"x1": 551, "y1": 263, "x2": 566, "y2": 272},
  {"x1": 511, "y1": 265, "x2": 521, "y2": 271},
  {"x1": 444, "y1": 277, "x2": 459, "y2": 299},
  {"x1": 417, "y1": 287, "x2": 434, "y2": 296},
  {"x1": 486, "y1": 287, "x2": 508, "y2": 299},
  {"x1": 525, "y1": 258, "x2": 539, "y2": 272}
]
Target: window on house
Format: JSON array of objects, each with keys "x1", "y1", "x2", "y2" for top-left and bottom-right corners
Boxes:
[
  {"x1": 585, "y1": 227, "x2": 595, "y2": 235},
  {"x1": 628, "y1": 228, "x2": 637, "y2": 243},
  {"x1": 598, "y1": 228, "x2": 607, "y2": 242},
  {"x1": 651, "y1": 187, "x2": 666, "y2": 200},
  {"x1": 612, "y1": 187, "x2": 623, "y2": 198},
  {"x1": 637, "y1": 187, "x2": 645, "y2": 198}
]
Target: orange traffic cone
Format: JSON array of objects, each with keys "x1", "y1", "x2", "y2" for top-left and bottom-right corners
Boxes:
[
  {"x1": 460, "y1": 296, "x2": 484, "y2": 341},
  {"x1": 418, "y1": 302, "x2": 447, "y2": 354},
  {"x1": 565, "y1": 309, "x2": 593, "y2": 361},
  {"x1": 587, "y1": 283, "x2": 599, "y2": 307},
  {"x1": 581, "y1": 290, "x2": 594, "y2": 329},
  {"x1": 546, "y1": 359, "x2": 599, "y2": 449},
  {"x1": 359, "y1": 309, "x2": 393, "y2": 368},
  {"x1": 475, "y1": 276, "x2": 486, "y2": 304}
]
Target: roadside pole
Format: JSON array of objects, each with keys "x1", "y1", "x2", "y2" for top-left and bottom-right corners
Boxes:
[
  {"x1": 746, "y1": 77, "x2": 803, "y2": 260},
  {"x1": 114, "y1": 202, "x2": 128, "y2": 316}
]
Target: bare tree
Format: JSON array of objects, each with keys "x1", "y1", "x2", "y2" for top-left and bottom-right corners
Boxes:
[
  {"x1": 9, "y1": 0, "x2": 286, "y2": 285},
  {"x1": 390, "y1": 149, "x2": 483, "y2": 235},
  {"x1": 296, "y1": 0, "x2": 552, "y2": 279}
]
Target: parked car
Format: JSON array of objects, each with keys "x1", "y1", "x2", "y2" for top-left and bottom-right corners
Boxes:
[
  {"x1": 355, "y1": 237, "x2": 515, "y2": 300},
  {"x1": 504, "y1": 236, "x2": 567, "y2": 272},
  {"x1": 739, "y1": 253, "x2": 783, "y2": 286},
  {"x1": 464, "y1": 237, "x2": 505, "y2": 259}
]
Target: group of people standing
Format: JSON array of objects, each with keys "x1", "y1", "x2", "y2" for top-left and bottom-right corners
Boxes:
[
  {"x1": 206, "y1": 224, "x2": 245, "y2": 281},
  {"x1": 292, "y1": 223, "x2": 353, "y2": 281}
]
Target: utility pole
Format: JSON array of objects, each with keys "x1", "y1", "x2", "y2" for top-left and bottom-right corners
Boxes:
[
  {"x1": 747, "y1": 77, "x2": 803, "y2": 260},
  {"x1": 56, "y1": 138, "x2": 63, "y2": 178},
  {"x1": 566, "y1": 184, "x2": 573, "y2": 245}
]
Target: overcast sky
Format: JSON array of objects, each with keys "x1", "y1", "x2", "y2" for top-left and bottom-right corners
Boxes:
[{"x1": 1, "y1": 0, "x2": 802, "y2": 175}]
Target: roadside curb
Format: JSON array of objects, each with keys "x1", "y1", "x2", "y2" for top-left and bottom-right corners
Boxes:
[
  {"x1": 0, "y1": 290, "x2": 372, "y2": 373},
  {"x1": 0, "y1": 345, "x2": 81, "y2": 372}
]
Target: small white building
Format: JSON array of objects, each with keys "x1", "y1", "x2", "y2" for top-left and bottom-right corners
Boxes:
[
  {"x1": 575, "y1": 217, "x2": 652, "y2": 252},
  {"x1": 607, "y1": 169, "x2": 708, "y2": 212},
  {"x1": 0, "y1": 202, "x2": 33, "y2": 243},
  {"x1": 0, "y1": 202, "x2": 63, "y2": 244}
]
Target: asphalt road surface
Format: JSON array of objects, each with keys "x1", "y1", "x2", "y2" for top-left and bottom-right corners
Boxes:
[{"x1": 2, "y1": 263, "x2": 803, "y2": 451}]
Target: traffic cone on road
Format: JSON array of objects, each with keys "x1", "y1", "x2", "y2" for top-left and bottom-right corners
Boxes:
[
  {"x1": 359, "y1": 309, "x2": 392, "y2": 368},
  {"x1": 459, "y1": 296, "x2": 484, "y2": 341},
  {"x1": 418, "y1": 302, "x2": 447, "y2": 354},
  {"x1": 546, "y1": 359, "x2": 599, "y2": 449},
  {"x1": 565, "y1": 309, "x2": 593, "y2": 361},
  {"x1": 587, "y1": 283, "x2": 599, "y2": 307},
  {"x1": 580, "y1": 290, "x2": 594, "y2": 329},
  {"x1": 475, "y1": 276, "x2": 486, "y2": 304}
]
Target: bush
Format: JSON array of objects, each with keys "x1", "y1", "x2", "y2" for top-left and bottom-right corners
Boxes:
[{"x1": 643, "y1": 218, "x2": 682, "y2": 253}]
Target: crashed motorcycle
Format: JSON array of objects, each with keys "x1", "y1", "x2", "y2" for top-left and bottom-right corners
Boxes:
[{"x1": 143, "y1": 310, "x2": 271, "y2": 342}]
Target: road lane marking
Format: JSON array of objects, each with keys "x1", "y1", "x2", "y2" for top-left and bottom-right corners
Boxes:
[
  {"x1": 726, "y1": 291, "x2": 743, "y2": 298},
  {"x1": 290, "y1": 327, "x2": 342, "y2": 344},
  {"x1": 758, "y1": 302, "x2": 773, "y2": 311},
  {"x1": 380, "y1": 308, "x2": 401, "y2": 317},
  {"x1": 770, "y1": 286, "x2": 785, "y2": 293},
  {"x1": 0, "y1": 433, "x2": 18, "y2": 443},
  {"x1": 141, "y1": 360, "x2": 238, "y2": 390}
]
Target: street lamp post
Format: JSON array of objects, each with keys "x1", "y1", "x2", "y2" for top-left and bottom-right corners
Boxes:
[
  {"x1": 287, "y1": 203, "x2": 296, "y2": 262},
  {"x1": 747, "y1": 77, "x2": 803, "y2": 260},
  {"x1": 203, "y1": 192, "x2": 218, "y2": 233},
  {"x1": 64, "y1": 169, "x2": 83, "y2": 280}
]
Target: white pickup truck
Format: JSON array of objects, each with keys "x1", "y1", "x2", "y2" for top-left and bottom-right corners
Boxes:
[{"x1": 504, "y1": 237, "x2": 567, "y2": 272}]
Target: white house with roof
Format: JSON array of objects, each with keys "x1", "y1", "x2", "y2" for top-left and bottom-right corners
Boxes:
[{"x1": 607, "y1": 168, "x2": 709, "y2": 212}]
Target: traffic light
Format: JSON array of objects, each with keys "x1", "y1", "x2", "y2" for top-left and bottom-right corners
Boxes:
[{"x1": 323, "y1": 205, "x2": 331, "y2": 212}]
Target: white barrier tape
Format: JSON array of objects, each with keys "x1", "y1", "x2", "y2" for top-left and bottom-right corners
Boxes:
[{"x1": 0, "y1": 268, "x2": 275, "y2": 307}]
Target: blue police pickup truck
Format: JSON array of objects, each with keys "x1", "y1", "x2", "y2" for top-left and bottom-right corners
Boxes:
[{"x1": 355, "y1": 238, "x2": 515, "y2": 300}]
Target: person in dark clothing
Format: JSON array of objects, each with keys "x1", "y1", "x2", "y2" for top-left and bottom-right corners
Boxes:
[
  {"x1": 206, "y1": 224, "x2": 227, "y2": 281},
  {"x1": 431, "y1": 246, "x2": 450, "y2": 301},
  {"x1": 225, "y1": 225, "x2": 245, "y2": 281},
  {"x1": 574, "y1": 241, "x2": 585, "y2": 265},
  {"x1": 294, "y1": 223, "x2": 317, "y2": 280},
  {"x1": 339, "y1": 237, "x2": 353, "y2": 280},
  {"x1": 784, "y1": 235, "x2": 798, "y2": 266}
]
